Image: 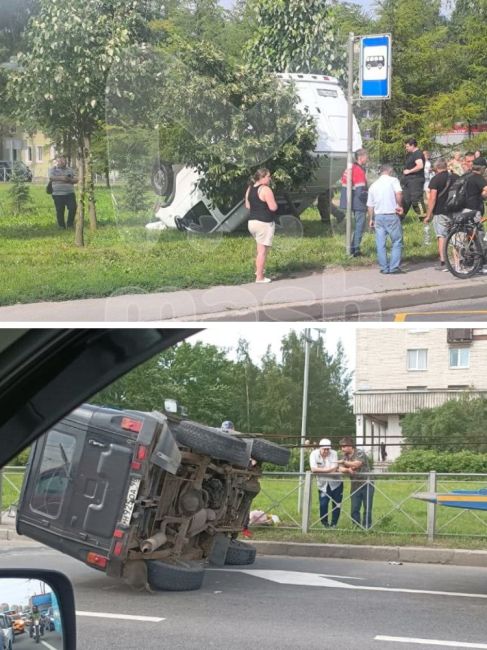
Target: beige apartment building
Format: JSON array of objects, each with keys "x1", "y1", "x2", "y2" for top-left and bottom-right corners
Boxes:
[
  {"x1": 1, "y1": 129, "x2": 54, "y2": 180},
  {"x1": 353, "y1": 328, "x2": 487, "y2": 463}
]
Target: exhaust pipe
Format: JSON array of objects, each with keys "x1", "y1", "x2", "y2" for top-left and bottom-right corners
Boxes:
[{"x1": 141, "y1": 531, "x2": 168, "y2": 553}]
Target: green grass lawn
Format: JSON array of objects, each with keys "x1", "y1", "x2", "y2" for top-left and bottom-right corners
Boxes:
[
  {"x1": 1, "y1": 471, "x2": 24, "y2": 513},
  {"x1": 251, "y1": 476, "x2": 487, "y2": 549},
  {"x1": 0, "y1": 183, "x2": 437, "y2": 306}
]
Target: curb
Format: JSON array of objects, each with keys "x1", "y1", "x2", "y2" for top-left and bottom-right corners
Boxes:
[
  {"x1": 183, "y1": 279, "x2": 487, "y2": 321},
  {"x1": 252, "y1": 541, "x2": 487, "y2": 568}
]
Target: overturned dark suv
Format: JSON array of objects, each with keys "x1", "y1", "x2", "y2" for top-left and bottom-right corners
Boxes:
[{"x1": 17, "y1": 403, "x2": 289, "y2": 591}]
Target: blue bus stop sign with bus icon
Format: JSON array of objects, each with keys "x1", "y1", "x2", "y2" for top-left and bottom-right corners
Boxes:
[{"x1": 360, "y1": 34, "x2": 391, "y2": 100}]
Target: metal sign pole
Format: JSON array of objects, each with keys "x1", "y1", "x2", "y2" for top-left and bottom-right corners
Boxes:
[{"x1": 346, "y1": 33, "x2": 355, "y2": 257}]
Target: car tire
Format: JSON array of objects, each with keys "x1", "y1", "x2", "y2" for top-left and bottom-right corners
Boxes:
[
  {"x1": 146, "y1": 560, "x2": 205, "y2": 591},
  {"x1": 171, "y1": 420, "x2": 250, "y2": 467},
  {"x1": 224, "y1": 539, "x2": 257, "y2": 566},
  {"x1": 244, "y1": 438, "x2": 290, "y2": 466},
  {"x1": 151, "y1": 162, "x2": 174, "y2": 197}
]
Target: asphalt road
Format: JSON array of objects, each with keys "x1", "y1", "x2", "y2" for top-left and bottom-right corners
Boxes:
[
  {"x1": 333, "y1": 296, "x2": 487, "y2": 321},
  {"x1": 1, "y1": 546, "x2": 487, "y2": 649}
]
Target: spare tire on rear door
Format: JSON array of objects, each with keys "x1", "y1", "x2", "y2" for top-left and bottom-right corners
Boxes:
[
  {"x1": 244, "y1": 438, "x2": 290, "y2": 466},
  {"x1": 146, "y1": 559, "x2": 205, "y2": 591},
  {"x1": 224, "y1": 539, "x2": 257, "y2": 566},
  {"x1": 170, "y1": 420, "x2": 250, "y2": 467}
]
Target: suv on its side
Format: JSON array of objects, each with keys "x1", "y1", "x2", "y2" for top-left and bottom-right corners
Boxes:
[
  {"x1": 17, "y1": 403, "x2": 289, "y2": 592},
  {"x1": 0, "y1": 160, "x2": 33, "y2": 182}
]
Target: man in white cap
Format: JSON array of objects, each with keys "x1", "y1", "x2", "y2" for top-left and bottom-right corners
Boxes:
[{"x1": 309, "y1": 438, "x2": 343, "y2": 528}]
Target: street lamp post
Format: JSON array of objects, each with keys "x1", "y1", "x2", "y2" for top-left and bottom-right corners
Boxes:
[{"x1": 298, "y1": 328, "x2": 311, "y2": 513}]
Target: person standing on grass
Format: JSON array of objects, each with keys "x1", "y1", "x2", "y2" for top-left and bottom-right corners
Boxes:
[
  {"x1": 401, "y1": 138, "x2": 426, "y2": 218},
  {"x1": 339, "y1": 436, "x2": 374, "y2": 529},
  {"x1": 339, "y1": 148, "x2": 369, "y2": 257},
  {"x1": 367, "y1": 164, "x2": 404, "y2": 274},
  {"x1": 309, "y1": 438, "x2": 343, "y2": 529},
  {"x1": 245, "y1": 168, "x2": 278, "y2": 284},
  {"x1": 424, "y1": 158, "x2": 458, "y2": 271},
  {"x1": 48, "y1": 155, "x2": 78, "y2": 229}
]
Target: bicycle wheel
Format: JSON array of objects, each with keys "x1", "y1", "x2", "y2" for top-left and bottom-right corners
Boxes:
[{"x1": 445, "y1": 228, "x2": 483, "y2": 278}]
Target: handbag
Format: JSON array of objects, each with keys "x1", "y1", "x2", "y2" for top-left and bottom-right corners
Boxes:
[{"x1": 46, "y1": 180, "x2": 53, "y2": 195}]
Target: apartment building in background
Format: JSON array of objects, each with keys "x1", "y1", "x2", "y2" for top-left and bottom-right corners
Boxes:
[
  {"x1": 1, "y1": 128, "x2": 54, "y2": 180},
  {"x1": 353, "y1": 328, "x2": 487, "y2": 463}
]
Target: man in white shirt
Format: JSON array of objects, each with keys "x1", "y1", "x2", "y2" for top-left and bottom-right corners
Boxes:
[
  {"x1": 367, "y1": 164, "x2": 404, "y2": 274},
  {"x1": 309, "y1": 438, "x2": 343, "y2": 528}
]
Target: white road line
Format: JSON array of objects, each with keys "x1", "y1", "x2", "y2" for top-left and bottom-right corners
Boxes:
[
  {"x1": 41, "y1": 642, "x2": 58, "y2": 650},
  {"x1": 375, "y1": 635, "x2": 487, "y2": 648},
  {"x1": 237, "y1": 570, "x2": 487, "y2": 599},
  {"x1": 76, "y1": 611, "x2": 165, "y2": 622}
]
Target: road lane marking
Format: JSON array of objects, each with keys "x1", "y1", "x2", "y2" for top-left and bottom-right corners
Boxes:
[
  {"x1": 76, "y1": 611, "x2": 165, "y2": 622},
  {"x1": 236, "y1": 570, "x2": 487, "y2": 599},
  {"x1": 394, "y1": 310, "x2": 487, "y2": 322},
  {"x1": 41, "y1": 642, "x2": 58, "y2": 650},
  {"x1": 375, "y1": 635, "x2": 487, "y2": 648}
]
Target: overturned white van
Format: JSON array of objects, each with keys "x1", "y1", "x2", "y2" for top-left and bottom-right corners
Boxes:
[{"x1": 147, "y1": 73, "x2": 362, "y2": 234}]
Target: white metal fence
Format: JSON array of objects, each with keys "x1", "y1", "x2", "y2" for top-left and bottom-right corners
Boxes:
[
  {"x1": 254, "y1": 471, "x2": 487, "y2": 540},
  {"x1": 3, "y1": 467, "x2": 486, "y2": 541}
]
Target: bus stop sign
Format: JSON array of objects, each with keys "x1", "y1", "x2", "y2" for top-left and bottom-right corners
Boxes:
[{"x1": 360, "y1": 34, "x2": 391, "y2": 100}]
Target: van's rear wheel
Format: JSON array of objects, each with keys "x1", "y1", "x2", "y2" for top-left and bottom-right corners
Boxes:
[
  {"x1": 244, "y1": 438, "x2": 290, "y2": 466},
  {"x1": 151, "y1": 162, "x2": 174, "y2": 197},
  {"x1": 224, "y1": 539, "x2": 256, "y2": 566},
  {"x1": 146, "y1": 560, "x2": 205, "y2": 591}
]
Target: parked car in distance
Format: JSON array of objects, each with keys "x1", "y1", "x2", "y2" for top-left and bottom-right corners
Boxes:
[
  {"x1": 0, "y1": 160, "x2": 33, "y2": 182},
  {"x1": 0, "y1": 613, "x2": 14, "y2": 650}
]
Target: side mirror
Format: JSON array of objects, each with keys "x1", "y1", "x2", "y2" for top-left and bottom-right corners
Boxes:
[{"x1": 0, "y1": 569, "x2": 76, "y2": 649}]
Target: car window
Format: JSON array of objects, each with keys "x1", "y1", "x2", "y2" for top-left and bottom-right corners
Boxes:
[{"x1": 30, "y1": 430, "x2": 76, "y2": 518}]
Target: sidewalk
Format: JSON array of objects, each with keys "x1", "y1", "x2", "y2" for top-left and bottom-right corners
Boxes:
[
  {"x1": 1, "y1": 514, "x2": 486, "y2": 567},
  {"x1": 1, "y1": 261, "x2": 486, "y2": 322}
]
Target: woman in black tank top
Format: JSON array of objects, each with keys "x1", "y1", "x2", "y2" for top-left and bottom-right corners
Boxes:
[{"x1": 245, "y1": 168, "x2": 278, "y2": 283}]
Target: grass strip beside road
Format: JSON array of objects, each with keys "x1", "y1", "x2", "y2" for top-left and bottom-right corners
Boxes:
[
  {"x1": 251, "y1": 476, "x2": 487, "y2": 550},
  {"x1": 0, "y1": 184, "x2": 437, "y2": 306}
]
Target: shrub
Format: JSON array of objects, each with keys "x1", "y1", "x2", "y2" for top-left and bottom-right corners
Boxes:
[{"x1": 391, "y1": 450, "x2": 487, "y2": 474}]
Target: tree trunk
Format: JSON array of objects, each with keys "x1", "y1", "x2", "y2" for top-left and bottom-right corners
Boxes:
[
  {"x1": 105, "y1": 164, "x2": 111, "y2": 189},
  {"x1": 75, "y1": 137, "x2": 86, "y2": 247},
  {"x1": 85, "y1": 135, "x2": 97, "y2": 230}
]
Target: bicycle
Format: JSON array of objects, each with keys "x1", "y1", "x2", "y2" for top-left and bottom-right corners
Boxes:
[{"x1": 445, "y1": 210, "x2": 487, "y2": 278}]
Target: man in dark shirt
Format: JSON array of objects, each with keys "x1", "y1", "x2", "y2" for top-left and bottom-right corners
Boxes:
[
  {"x1": 338, "y1": 436, "x2": 374, "y2": 529},
  {"x1": 424, "y1": 158, "x2": 458, "y2": 271},
  {"x1": 465, "y1": 164, "x2": 487, "y2": 215},
  {"x1": 401, "y1": 138, "x2": 426, "y2": 218}
]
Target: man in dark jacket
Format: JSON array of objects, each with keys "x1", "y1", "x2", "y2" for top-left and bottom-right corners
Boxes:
[{"x1": 340, "y1": 148, "x2": 369, "y2": 256}]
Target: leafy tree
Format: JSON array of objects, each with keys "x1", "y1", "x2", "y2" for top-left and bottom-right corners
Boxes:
[
  {"x1": 244, "y1": 0, "x2": 346, "y2": 78},
  {"x1": 8, "y1": 0, "x2": 156, "y2": 245},
  {"x1": 149, "y1": 38, "x2": 319, "y2": 208},
  {"x1": 401, "y1": 396, "x2": 487, "y2": 453}
]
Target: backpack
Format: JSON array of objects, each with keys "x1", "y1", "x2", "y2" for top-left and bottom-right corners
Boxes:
[{"x1": 444, "y1": 173, "x2": 470, "y2": 213}]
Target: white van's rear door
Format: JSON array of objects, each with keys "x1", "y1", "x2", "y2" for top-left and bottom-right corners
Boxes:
[{"x1": 294, "y1": 78, "x2": 362, "y2": 154}]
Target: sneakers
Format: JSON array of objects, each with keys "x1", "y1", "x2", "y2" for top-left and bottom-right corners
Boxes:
[
  {"x1": 242, "y1": 528, "x2": 253, "y2": 539},
  {"x1": 435, "y1": 262, "x2": 446, "y2": 271},
  {"x1": 255, "y1": 277, "x2": 272, "y2": 284}
]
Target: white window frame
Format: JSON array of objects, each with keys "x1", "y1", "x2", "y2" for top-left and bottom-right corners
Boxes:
[
  {"x1": 407, "y1": 348, "x2": 428, "y2": 371},
  {"x1": 27, "y1": 146, "x2": 33, "y2": 162},
  {"x1": 36, "y1": 146, "x2": 43, "y2": 162},
  {"x1": 449, "y1": 347, "x2": 470, "y2": 369}
]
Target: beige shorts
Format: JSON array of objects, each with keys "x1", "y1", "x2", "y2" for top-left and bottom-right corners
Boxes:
[{"x1": 248, "y1": 220, "x2": 275, "y2": 247}]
